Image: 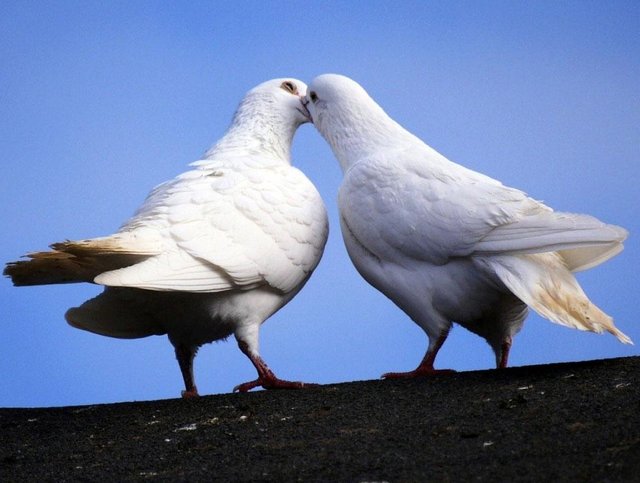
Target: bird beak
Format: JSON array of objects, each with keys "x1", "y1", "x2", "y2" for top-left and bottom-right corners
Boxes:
[{"x1": 298, "y1": 96, "x2": 312, "y2": 123}]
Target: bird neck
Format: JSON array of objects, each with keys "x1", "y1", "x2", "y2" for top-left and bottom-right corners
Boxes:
[
  {"x1": 205, "y1": 95, "x2": 297, "y2": 163},
  {"x1": 322, "y1": 103, "x2": 416, "y2": 173}
]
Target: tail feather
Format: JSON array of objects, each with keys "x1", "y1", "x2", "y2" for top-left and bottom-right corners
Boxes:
[
  {"x1": 4, "y1": 234, "x2": 158, "y2": 286},
  {"x1": 6, "y1": 250, "x2": 95, "y2": 285},
  {"x1": 475, "y1": 212, "x2": 627, "y2": 273},
  {"x1": 51, "y1": 233, "x2": 160, "y2": 256},
  {"x1": 558, "y1": 242, "x2": 624, "y2": 273},
  {"x1": 66, "y1": 287, "x2": 165, "y2": 339},
  {"x1": 482, "y1": 253, "x2": 632, "y2": 344}
]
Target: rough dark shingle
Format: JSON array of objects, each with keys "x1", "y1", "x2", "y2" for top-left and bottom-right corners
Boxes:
[{"x1": 1, "y1": 356, "x2": 639, "y2": 481}]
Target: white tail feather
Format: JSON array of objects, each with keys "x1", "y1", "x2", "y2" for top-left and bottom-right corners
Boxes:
[
  {"x1": 475, "y1": 212, "x2": 627, "y2": 273},
  {"x1": 482, "y1": 253, "x2": 632, "y2": 344}
]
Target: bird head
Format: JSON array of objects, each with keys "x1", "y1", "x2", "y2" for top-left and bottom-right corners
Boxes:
[
  {"x1": 304, "y1": 74, "x2": 403, "y2": 171},
  {"x1": 244, "y1": 78, "x2": 311, "y2": 127},
  {"x1": 207, "y1": 78, "x2": 311, "y2": 162},
  {"x1": 304, "y1": 74, "x2": 368, "y2": 130}
]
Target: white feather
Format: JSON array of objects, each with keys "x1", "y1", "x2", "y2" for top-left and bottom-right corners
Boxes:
[
  {"x1": 308, "y1": 73, "x2": 629, "y2": 372},
  {"x1": 6, "y1": 78, "x2": 329, "y2": 395}
]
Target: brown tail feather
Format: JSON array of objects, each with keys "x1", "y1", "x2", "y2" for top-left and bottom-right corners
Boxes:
[
  {"x1": 51, "y1": 235, "x2": 160, "y2": 256},
  {"x1": 4, "y1": 249, "x2": 150, "y2": 286},
  {"x1": 5, "y1": 233, "x2": 160, "y2": 286}
]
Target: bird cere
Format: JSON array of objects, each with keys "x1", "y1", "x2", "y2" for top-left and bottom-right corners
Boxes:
[{"x1": 5, "y1": 73, "x2": 630, "y2": 396}]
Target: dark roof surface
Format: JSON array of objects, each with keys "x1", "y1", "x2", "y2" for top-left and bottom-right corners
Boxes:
[{"x1": 2, "y1": 356, "x2": 639, "y2": 482}]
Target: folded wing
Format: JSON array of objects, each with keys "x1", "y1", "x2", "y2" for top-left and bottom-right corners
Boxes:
[
  {"x1": 341, "y1": 149, "x2": 626, "y2": 272},
  {"x1": 6, "y1": 159, "x2": 328, "y2": 295},
  {"x1": 94, "y1": 160, "x2": 328, "y2": 293}
]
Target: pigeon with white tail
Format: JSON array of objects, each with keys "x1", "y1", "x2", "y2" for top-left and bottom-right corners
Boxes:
[
  {"x1": 305, "y1": 73, "x2": 629, "y2": 377},
  {"x1": 5, "y1": 78, "x2": 328, "y2": 396}
]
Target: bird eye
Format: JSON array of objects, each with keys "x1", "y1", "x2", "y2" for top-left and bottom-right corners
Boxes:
[
  {"x1": 309, "y1": 91, "x2": 318, "y2": 103},
  {"x1": 280, "y1": 81, "x2": 298, "y2": 95}
]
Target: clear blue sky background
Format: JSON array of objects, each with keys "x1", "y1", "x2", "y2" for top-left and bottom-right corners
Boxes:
[{"x1": 1, "y1": 1, "x2": 638, "y2": 407}]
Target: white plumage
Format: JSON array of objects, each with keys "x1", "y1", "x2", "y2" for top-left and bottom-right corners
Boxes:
[
  {"x1": 306, "y1": 73, "x2": 629, "y2": 376},
  {"x1": 5, "y1": 78, "x2": 328, "y2": 396}
]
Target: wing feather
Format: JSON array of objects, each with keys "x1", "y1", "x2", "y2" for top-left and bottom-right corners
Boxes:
[
  {"x1": 340, "y1": 148, "x2": 625, "y2": 271},
  {"x1": 96, "y1": 159, "x2": 328, "y2": 293}
]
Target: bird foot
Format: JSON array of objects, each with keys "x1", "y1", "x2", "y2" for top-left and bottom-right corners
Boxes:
[
  {"x1": 181, "y1": 389, "x2": 200, "y2": 399},
  {"x1": 233, "y1": 376, "x2": 318, "y2": 393},
  {"x1": 381, "y1": 368, "x2": 456, "y2": 379}
]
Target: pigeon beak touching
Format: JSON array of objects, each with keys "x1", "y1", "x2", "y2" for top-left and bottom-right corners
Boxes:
[{"x1": 298, "y1": 96, "x2": 312, "y2": 122}]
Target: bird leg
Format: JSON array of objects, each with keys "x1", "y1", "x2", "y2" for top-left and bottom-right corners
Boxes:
[
  {"x1": 175, "y1": 344, "x2": 199, "y2": 399},
  {"x1": 233, "y1": 340, "x2": 318, "y2": 392},
  {"x1": 382, "y1": 329, "x2": 455, "y2": 379},
  {"x1": 497, "y1": 336, "x2": 512, "y2": 369}
]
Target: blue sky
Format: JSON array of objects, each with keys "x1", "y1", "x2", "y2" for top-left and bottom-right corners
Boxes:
[{"x1": 1, "y1": 1, "x2": 638, "y2": 407}]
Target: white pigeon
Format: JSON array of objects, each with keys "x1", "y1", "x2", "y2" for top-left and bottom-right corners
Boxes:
[
  {"x1": 305, "y1": 73, "x2": 630, "y2": 377},
  {"x1": 5, "y1": 78, "x2": 329, "y2": 396}
]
